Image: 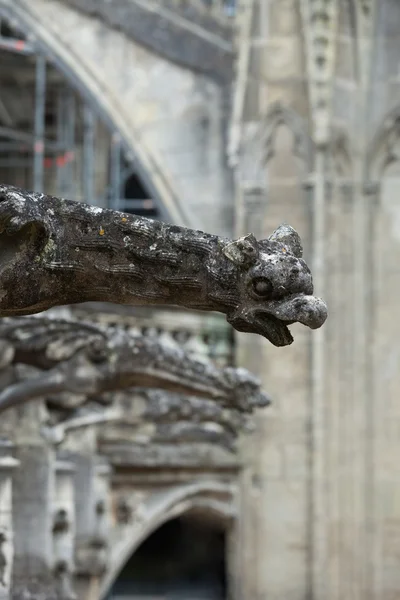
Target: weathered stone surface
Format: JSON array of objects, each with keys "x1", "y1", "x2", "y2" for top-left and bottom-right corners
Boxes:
[
  {"x1": 60, "y1": 0, "x2": 234, "y2": 83},
  {"x1": 0, "y1": 185, "x2": 327, "y2": 347},
  {"x1": 12, "y1": 444, "x2": 57, "y2": 600},
  {"x1": 0, "y1": 316, "x2": 270, "y2": 414},
  {"x1": 45, "y1": 388, "x2": 254, "y2": 452}
]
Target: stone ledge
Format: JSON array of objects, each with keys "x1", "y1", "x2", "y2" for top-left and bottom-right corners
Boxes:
[{"x1": 99, "y1": 442, "x2": 240, "y2": 468}]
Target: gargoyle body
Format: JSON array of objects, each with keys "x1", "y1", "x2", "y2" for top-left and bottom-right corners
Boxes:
[
  {"x1": 0, "y1": 185, "x2": 327, "y2": 346},
  {"x1": 0, "y1": 317, "x2": 269, "y2": 414}
]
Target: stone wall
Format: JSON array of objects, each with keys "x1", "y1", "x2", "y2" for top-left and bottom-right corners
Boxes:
[{"x1": 233, "y1": 1, "x2": 400, "y2": 599}]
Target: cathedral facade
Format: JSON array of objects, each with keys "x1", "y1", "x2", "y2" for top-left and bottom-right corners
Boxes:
[{"x1": 0, "y1": 1, "x2": 399, "y2": 599}]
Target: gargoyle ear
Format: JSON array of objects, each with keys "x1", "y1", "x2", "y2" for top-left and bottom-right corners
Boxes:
[
  {"x1": 268, "y1": 223, "x2": 303, "y2": 258},
  {"x1": 222, "y1": 233, "x2": 259, "y2": 267}
]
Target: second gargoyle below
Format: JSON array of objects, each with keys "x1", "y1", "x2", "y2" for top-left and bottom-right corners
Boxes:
[{"x1": 0, "y1": 316, "x2": 270, "y2": 414}]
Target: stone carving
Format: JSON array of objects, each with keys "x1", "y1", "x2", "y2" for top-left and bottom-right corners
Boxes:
[
  {"x1": 300, "y1": 0, "x2": 338, "y2": 145},
  {"x1": 330, "y1": 129, "x2": 353, "y2": 177},
  {"x1": 114, "y1": 388, "x2": 249, "y2": 429},
  {"x1": 359, "y1": 0, "x2": 372, "y2": 15},
  {"x1": 99, "y1": 388, "x2": 253, "y2": 451},
  {"x1": 41, "y1": 388, "x2": 254, "y2": 452},
  {"x1": 53, "y1": 560, "x2": 77, "y2": 600},
  {"x1": 0, "y1": 316, "x2": 270, "y2": 414},
  {"x1": 91, "y1": 500, "x2": 108, "y2": 550},
  {"x1": 0, "y1": 532, "x2": 6, "y2": 587},
  {"x1": 52, "y1": 508, "x2": 70, "y2": 535},
  {"x1": 52, "y1": 508, "x2": 76, "y2": 600},
  {"x1": 46, "y1": 383, "x2": 260, "y2": 452},
  {"x1": 367, "y1": 110, "x2": 400, "y2": 179},
  {"x1": 115, "y1": 498, "x2": 133, "y2": 525},
  {"x1": 0, "y1": 185, "x2": 327, "y2": 347},
  {"x1": 59, "y1": 406, "x2": 240, "y2": 452},
  {"x1": 261, "y1": 102, "x2": 313, "y2": 169}
]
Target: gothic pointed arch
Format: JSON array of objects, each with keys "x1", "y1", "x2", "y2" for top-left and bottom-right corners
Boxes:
[
  {"x1": 239, "y1": 102, "x2": 313, "y2": 186},
  {"x1": 0, "y1": 0, "x2": 190, "y2": 225},
  {"x1": 100, "y1": 481, "x2": 235, "y2": 598},
  {"x1": 261, "y1": 102, "x2": 314, "y2": 169},
  {"x1": 329, "y1": 127, "x2": 354, "y2": 178},
  {"x1": 366, "y1": 105, "x2": 400, "y2": 182}
]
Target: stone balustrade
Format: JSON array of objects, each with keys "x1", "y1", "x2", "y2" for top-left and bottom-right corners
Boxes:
[{"x1": 68, "y1": 303, "x2": 235, "y2": 368}]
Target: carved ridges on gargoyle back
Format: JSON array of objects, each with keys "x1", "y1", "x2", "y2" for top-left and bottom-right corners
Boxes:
[
  {"x1": 0, "y1": 184, "x2": 327, "y2": 347},
  {"x1": 0, "y1": 316, "x2": 271, "y2": 415}
]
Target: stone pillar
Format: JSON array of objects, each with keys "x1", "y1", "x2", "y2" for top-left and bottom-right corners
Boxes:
[
  {"x1": 11, "y1": 403, "x2": 56, "y2": 600},
  {"x1": 73, "y1": 454, "x2": 112, "y2": 600},
  {"x1": 235, "y1": 184, "x2": 267, "y2": 600},
  {"x1": 52, "y1": 458, "x2": 77, "y2": 600},
  {"x1": 0, "y1": 441, "x2": 19, "y2": 600},
  {"x1": 368, "y1": 174, "x2": 400, "y2": 600},
  {"x1": 225, "y1": 502, "x2": 242, "y2": 600},
  {"x1": 236, "y1": 185, "x2": 266, "y2": 376}
]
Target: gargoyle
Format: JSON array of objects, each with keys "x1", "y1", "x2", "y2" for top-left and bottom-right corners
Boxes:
[
  {"x1": 41, "y1": 389, "x2": 252, "y2": 452},
  {"x1": 0, "y1": 317, "x2": 270, "y2": 414},
  {"x1": 0, "y1": 184, "x2": 327, "y2": 346}
]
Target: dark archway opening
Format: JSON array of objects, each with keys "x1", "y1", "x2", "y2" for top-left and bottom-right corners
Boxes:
[
  {"x1": 109, "y1": 515, "x2": 227, "y2": 599},
  {"x1": 122, "y1": 172, "x2": 159, "y2": 219}
]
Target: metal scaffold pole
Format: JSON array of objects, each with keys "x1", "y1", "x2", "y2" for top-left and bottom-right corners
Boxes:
[
  {"x1": 83, "y1": 104, "x2": 95, "y2": 205},
  {"x1": 56, "y1": 90, "x2": 66, "y2": 196},
  {"x1": 64, "y1": 88, "x2": 76, "y2": 199},
  {"x1": 110, "y1": 132, "x2": 121, "y2": 211},
  {"x1": 33, "y1": 54, "x2": 46, "y2": 193}
]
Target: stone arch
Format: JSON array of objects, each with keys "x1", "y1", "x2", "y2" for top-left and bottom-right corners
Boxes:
[
  {"x1": 366, "y1": 105, "x2": 400, "y2": 182},
  {"x1": 329, "y1": 128, "x2": 354, "y2": 178},
  {"x1": 260, "y1": 102, "x2": 314, "y2": 171},
  {"x1": 0, "y1": 0, "x2": 191, "y2": 225},
  {"x1": 239, "y1": 102, "x2": 313, "y2": 186},
  {"x1": 100, "y1": 481, "x2": 235, "y2": 598},
  {"x1": 260, "y1": 103, "x2": 313, "y2": 255}
]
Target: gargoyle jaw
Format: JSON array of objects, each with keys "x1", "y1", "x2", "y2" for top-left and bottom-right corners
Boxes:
[
  {"x1": 227, "y1": 310, "x2": 294, "y2": 346},
  {"x1": 227, "y1": 294, "x2": 328, "y2": 347}
]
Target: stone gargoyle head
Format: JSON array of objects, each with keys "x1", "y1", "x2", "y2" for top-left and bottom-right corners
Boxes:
[{"x1": 220, "y1": 224, "x2": 327, "y2": 346}]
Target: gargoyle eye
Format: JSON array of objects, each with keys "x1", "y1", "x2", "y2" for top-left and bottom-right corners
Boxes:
[{"x1": 252, "y1": 277, "x2": 273, "y2": 298}]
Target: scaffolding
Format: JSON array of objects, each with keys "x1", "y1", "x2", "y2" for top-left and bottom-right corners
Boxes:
[{"x1": 0, "y1": 17, "x2": 158, "y2": 218}]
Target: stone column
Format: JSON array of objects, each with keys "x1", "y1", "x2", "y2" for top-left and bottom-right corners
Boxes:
[
  {"x1": 0, "y1": 441, "x2": 19, "y2": 600},
  {"x1": 72, "y1": 453, "x2": 112, "y2": 600},
  {"x1": 11, "y1": 403, "x2": 56, "y2": 600},
  {"x1": 52, "y1": 458, "x2": 77, "y2": 600},
  {"x1": 235, "y1": 183, "x2": 267, "y2": 600},
  {"x1": 236, "y1": 184, "x2": 266, "y2": 376},
  {"x1": 225, "y1": 495, "x2": 242, "y2": 600}
]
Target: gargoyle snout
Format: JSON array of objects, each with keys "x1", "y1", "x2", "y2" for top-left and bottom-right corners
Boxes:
[
  {"x1": 276, "y1": 294, "x2": 328, "y2": 329},
  {"x1": 298, "y1": 296, "x2": 327, "y2": 329}
]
